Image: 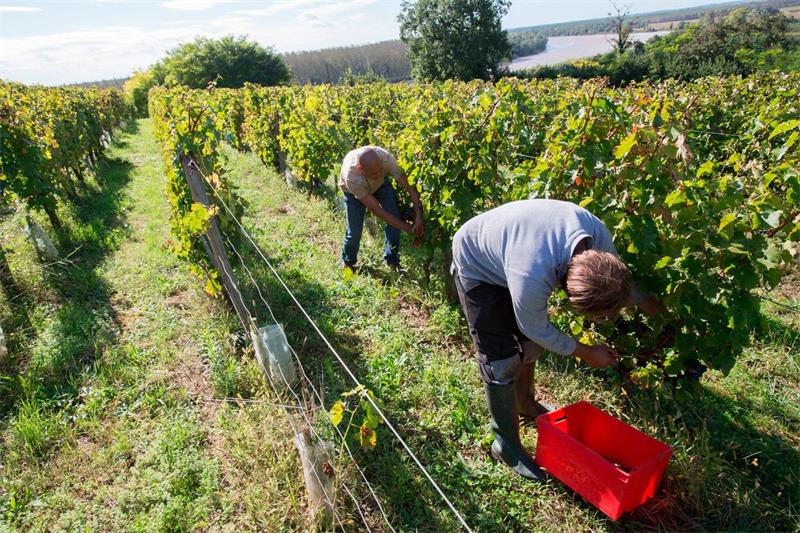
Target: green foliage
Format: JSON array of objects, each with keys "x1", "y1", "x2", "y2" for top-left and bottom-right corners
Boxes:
[
  {"x1": 0, "y1": 81, "x2": 131, "y2": 227},
  {"x1": 519, "y1": 7, "x2": 800, "y2": 84},
  {"x1": 518, "y1": 75, "x2": 799, "y2": 383},
  {"x1": 123, "y1": 69, "x2": 157, "y2": 118},
  {"x1": 148, "y1": 85, "x2": 242, "y2": 295},
  {"x1": 154, "y1": 35, "x2": 291, "y2": 89},
  {"x1": 152, "y1": 72, "x2": 799, "y2": 386},
  {"x1": 329, "y1": 385, "x2": 383, "y2": 451},
  {"x1": 278, "y1": 85, "x2": 348, "y2": 190},
  {"x1": 399, "y1": 0, "x2": 512, "y2": 81},
  {"x1": 241, "y1": 84, "x2": 293, "y2": 171},
  {"x1": 643, "y1": 8, "x2": 795, "y2": 79},
  {"x1": 339, "y1": 67, "x2": 390, "y2": 85},
  {"x1": 9, "y1": 400, "x2": 69, "y2": 460}
]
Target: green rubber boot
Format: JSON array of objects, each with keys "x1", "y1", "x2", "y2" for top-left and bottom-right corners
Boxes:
[{"x1": 485, "y1": 382, "x2": 547, "y2": 480}]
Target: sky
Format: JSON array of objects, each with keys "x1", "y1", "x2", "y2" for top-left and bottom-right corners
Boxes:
[{"x1": 0, "y1": 0, "x2": 737, "y2": 85}]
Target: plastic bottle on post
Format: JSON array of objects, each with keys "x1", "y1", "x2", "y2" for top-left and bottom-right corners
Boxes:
[
  {"x1": 24, "y1": 214, "x2": 59, "y2": 263},
  {"x1": 250, "y1": 323, "x2": 298, "y2": 393}
]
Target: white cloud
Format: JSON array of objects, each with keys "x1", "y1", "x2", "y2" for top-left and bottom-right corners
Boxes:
[
  {"x1": 207, "y1": 15, "x2": 258, "y2": 33},
  {"x1": 233, "y1": 0, "x2": 318, "y2": 18},
  {"x1": 0, "y1": 0, "x2": 399, "y2": 84},
  {"x1": 0, "y1": 25, "x2": 200, "y2": 84},
  {"x1": 0, "y1": 5, "x2": 43, "y2": 12},
  {"x1": 300, "y1": 0, "x2": 376, "y2": 18},
  {"x1": 234, "y1": 0, "x2": 376, "y2": 21},
  {"x1": 159, "y1": 0, "x2": 235, "y2": 11}
]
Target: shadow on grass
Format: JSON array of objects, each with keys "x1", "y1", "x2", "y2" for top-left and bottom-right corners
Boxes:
[
  {"x1": 618, "y1": 385, "x2": 800, "y2": 531},
  {"x1": 0, "y1": 133, "x2": 135, "y2": 424},
  {"x1": 225, "y1": 238, "x2": 454, "y2": 531}
]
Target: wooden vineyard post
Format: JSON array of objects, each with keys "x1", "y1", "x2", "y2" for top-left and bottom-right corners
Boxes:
[
  {"x1": 182, "y1": 156, "x2": 329, "y2": 523},
  {"x1": 181, "y1": 155, "x2": 251, "y2": 329},
  {"x1": 0, "y1": 245, "x2": 19, "y2": 301}
]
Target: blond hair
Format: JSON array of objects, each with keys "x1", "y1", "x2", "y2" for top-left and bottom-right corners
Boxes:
[{"x1": 566, "y1": 250, "x2": 632, "y2": 320}]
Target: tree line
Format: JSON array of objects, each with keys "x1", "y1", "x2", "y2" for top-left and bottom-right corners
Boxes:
[{"x1": 517, "y1": 7, "x2": 800, "y2": 84}]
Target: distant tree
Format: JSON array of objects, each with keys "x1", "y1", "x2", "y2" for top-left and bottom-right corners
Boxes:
[
  {"x1": 339, "y1": 68, "x2": 386, "y2": 85},
  {"x1": 647, "y1": 8, "x2": 793, "y2": 78},
  {"x1": 283, "y1": 41, "x2": 411, "y2": 84},
  {"x1": 123, "y1": 69, "x2": 156, "y2": 118},
  {"x1": 398, "y1": 0, "x2": 512, "y2": 81},
  {"x1": 609, "y1": 0, "x2": 633, "y2": 55},
  {"x1": 157, "y1": 35, "x2": 291, "y2": 89},
  {"x1": 515, "y1": 7, "x2": 798, "y2": 85},
  {"x1": 508, "y1": 31, "x2": 548, "y2": 58}
]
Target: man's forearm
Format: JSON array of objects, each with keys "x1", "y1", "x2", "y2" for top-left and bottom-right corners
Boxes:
[
  {"x1": 370, "y1": 205, "x2": 411, "y2": 232},
  {"x1": 409, "y1": 188, "x2": 422, "y2": 214}
]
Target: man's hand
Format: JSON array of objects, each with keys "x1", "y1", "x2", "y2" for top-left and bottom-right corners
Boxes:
[
  {"x1": 359, "y1": 194, "x2": 413, "y2": 233},
  {"x1": 413, "y1": 215, "x2": 424, "y2": 238},
  {"x1": 574, "y1": 343, "x2": 619, "y2": 368}
]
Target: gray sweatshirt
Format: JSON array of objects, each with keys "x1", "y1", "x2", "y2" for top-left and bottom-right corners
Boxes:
[{"x1": 452, "y1": 199, "x2": 620, "y2": 356}]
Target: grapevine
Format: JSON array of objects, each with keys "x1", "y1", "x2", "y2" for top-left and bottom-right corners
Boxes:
[{"x1": 151, "y1": 73, "x2": 799, "y2": 384}]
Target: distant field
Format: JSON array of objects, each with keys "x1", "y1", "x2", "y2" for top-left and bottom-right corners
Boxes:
[
  {"x1": 783, "y1": 5, "x2": 800, "y2": 17},
  {"x1": 644, "y1": 5, "x2": 800, "y2": 30}
]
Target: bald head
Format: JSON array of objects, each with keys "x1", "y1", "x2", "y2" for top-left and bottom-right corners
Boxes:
[{"x1": 357, "y1": 148, "x2": 383, "y2": 180}]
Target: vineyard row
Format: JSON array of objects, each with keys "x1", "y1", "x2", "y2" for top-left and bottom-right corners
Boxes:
[
  {"x1": 1, "y1": 82, "x2": 132, "y2": 229},
  {"x1": 149, "y1": 73, "x2": 799, "y2": 384}
]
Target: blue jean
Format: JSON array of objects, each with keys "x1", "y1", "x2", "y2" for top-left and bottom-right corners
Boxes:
[{"x1": 341, "y1": 181, "x2": 401, "y2": 267}]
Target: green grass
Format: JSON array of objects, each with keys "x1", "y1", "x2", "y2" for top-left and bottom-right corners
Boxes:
[
  {"x1": 0, "y1": 119, "x2": 797, "y2": 531},
  {"x1": 216, "y1": 139, "x2": 799, "y2": 532},
  {"x1": 0, "y1": 120, "x2": 312, "y2": 531}
]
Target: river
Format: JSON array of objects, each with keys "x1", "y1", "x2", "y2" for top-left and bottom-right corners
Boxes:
[{"x1": 509, "y1": 31, "x2": 670, "y2": 71}]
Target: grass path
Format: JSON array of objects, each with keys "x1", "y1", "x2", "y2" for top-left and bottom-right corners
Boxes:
[{"x1": 0, "y1": 120, "x2": 313, "y2": 531}]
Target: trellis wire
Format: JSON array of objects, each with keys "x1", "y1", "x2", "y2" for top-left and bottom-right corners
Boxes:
[
  {"x1": 210, "y1": 221, "x2": 357, "y2": 532},
  {"x1": 218, "y1": 227, "x2": 377, "y2": 533},
  {"x1": 191, "y1": 159, "x2": 473, "y2": 533},
  {"x1": 222, "y1": 229, "x2": 397, "y2": 533}
]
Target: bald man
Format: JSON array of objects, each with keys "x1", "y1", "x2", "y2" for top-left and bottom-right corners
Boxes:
[{"x1": 338, "y1": 146, "x2": 424, "y2": 269}]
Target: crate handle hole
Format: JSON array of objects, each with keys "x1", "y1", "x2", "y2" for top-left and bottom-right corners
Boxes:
[{"x1": 554, "y1": 415, "x2": 568, "y2": 423}]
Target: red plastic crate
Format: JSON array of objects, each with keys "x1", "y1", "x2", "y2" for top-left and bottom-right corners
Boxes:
[{"x1": 535, "y1": 401, "x2": 672, "y2": 520}]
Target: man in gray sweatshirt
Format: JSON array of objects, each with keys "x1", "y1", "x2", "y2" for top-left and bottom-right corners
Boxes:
[{"x1": 452, "y1": 199, "x2": 664, "y2": 480}]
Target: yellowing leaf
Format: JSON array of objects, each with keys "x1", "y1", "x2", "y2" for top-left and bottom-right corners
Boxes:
[
  {"x1": 342, "y1": 266, "x2": 354, "y2": 282},
  {"x1": 329, "y1": 400, "x2": 345, "y2": 427},
  {"x1": 359, "y1": 423, "x2": 377, "y2": 450},
  {"x1": 768, "y1": 119, "x2": 799, "y2": 140},
  {"x1": 204, "y1": 276, "x2": 222, "y2": 296},
  {"x1": 655, "y1": 256, "x2": 672, "y2": 269},
  {"x1": 697, "y1": 161, "x2": 715, "y2": 178},
  {"x1": 614, "y1": 132, "x2": 637, "y2": 160},
  {"x1": 718, "y1": 212, "x2": 736, "y2": 233},
  {"x1": 665, "y1": 189, "x2": 687, "y2": 208}
]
